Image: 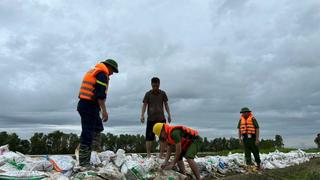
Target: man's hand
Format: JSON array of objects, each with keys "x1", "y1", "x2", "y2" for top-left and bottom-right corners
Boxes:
[
  {"x1": 102, "y1": 111, "x2": 108, "y2": 122},
  {"x1": 168, "y1": 115, "x2": 172, "y2": 123},
  {"x1": 140, "y1": 115, "x2": 145, "y2": 123},
  {"x1": 239, "y1": 139, "x2": 243, "y2": 145},
  {"x1": 255, "y1": 139, "x2": 260, "y2": 146}
]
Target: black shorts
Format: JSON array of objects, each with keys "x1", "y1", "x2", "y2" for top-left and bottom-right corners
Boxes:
[{"x1": 146, "y1": 119, "x2": 166, "y2": 141}]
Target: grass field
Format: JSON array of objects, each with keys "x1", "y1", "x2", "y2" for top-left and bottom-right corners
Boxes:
[{"x1": 224, "y1": 158, "x2": 320, "y2": 180}]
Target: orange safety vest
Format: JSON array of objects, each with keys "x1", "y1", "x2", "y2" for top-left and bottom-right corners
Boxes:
[
  {"x1": 239, "y1": 113, "x2": 256, "y2": 135},
  {"x1": 164, "y1": 124, "x2": 199, "y2": 151},
  {"x1": 79, "y1": 63, "x2": 110, "y2": 101}
]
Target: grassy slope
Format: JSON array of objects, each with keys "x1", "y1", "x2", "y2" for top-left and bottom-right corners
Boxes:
[{"x1": 224, "y1": 158, "x2": 320, "y2": 180}]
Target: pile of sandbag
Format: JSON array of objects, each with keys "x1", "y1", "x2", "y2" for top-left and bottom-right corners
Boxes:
[
  {"x1": 0, "y1": 144, "x2": 319, "y2": 180},
  {"x1": 260, "y1": 149, "x2": 310, "y2": 169}
]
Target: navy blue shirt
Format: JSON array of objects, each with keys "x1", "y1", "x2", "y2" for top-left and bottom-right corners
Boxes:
[{"x1": 77, "y1": 72, "x2": 109, "y2": 113}]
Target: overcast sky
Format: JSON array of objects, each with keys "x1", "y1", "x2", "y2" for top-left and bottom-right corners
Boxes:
[{"x1": 0, "y1": 0, "x2": 319, "y2": 148}]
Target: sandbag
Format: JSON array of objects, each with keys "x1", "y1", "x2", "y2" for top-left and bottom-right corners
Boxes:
[
  {"x1": 98, "y1": 163, "x2": 125, "y2": 180},
  {"x1": 0, "y1": 170, "x2": 48, "y2": 179},
  {"x1": 49, "y1": 155, "x2": 75, "y2": 172},
  {"x1": 98, "y1": 150, "x2": 116, "y2": 163},
  {"x1": 114, "y1": 149, "x2": 126, "y2": 167},
  {"x1": 71, "y1": 171, "x2": 104, "y2": 180},
  {"x1": 90, "y1": 151, "x2": 101, "y2": 166},
  {"x1": 0, "y1": 145, "x2": 9, "y2": 155}
]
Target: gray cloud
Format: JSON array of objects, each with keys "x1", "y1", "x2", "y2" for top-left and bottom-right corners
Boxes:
[{"x1": 0, "y1": 0, "x2": 319, "y2": 148}]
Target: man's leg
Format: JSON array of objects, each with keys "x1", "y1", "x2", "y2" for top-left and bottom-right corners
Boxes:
[
  {"x1": 92, "y1": 131, "x2": 102, "y2": 152},
  {"x1": 79, "y1": 111, "x2": 95, "y2": 167},
  {"x1": 92, "y1": 114, "x2": 104, "y2": 152},
  {"x1": 251, "y1": 142, "x2": 261, "y2": 168},
  {"x1": 185, "y1": 140, "x2": 201, "y2": 180},
  {"x1": 145, "y1": 120, "x2": 155, "y2": 158},
  {"x1": 177, "y1": 160, "x2": 186, "y2": 174},
  {"x1": 159, "y1": 119, "x2": 167, "y2": 158},
  {"x1": 243, "y1": 139, "x2": 252, "y2": 165},
  {"x1": 187, "y1": 159, "x2": 200, "y2": 180},
  {"x1": 146, "y1": 141, "x2": 153, "y2": 158}
]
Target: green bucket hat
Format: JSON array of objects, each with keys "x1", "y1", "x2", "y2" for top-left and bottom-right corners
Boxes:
[
  {"x1": 102, "y1": 59, "x2": 119, "y2": 73},
  {"x1": 240, "y1": 107, "x2": 251, "y2": 113}
]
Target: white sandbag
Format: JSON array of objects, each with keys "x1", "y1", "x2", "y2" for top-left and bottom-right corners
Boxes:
[
  {"x1": 114, "y1": 149, "x2": 126, "y2": 167},
  {"x1": 130, "y1": 153, "x2": 142, "y2": 161},
  {"x1": 23, "y1": 158, "x2": 53, "y2": 171},
  {"x1": 153, "y1": 170, "x2": 187, "y2": 180},
  {"x1": 98, "y1": 150, "x2": 116, "y2": 163},
  {"x1": 141, "y1": 157, "x2": 159, "y2": 172},
  {"x1": 71, "y1": 171, "x2": 104, "y2": 180},
  {"x1": 259, "y1": 150, "x2": 310, "y2": 169},
  {"x1": 130, "y1": 164, "x2": 147, "y2": 179},
  {"x1": 1, "y1": 151, "x2": 25, "y2": 163},
  {"x1": 49, "y1": 155, "x2": 76, "y2": 172},
  {"x1": 0, "y1": 145, "x2": 9, "y2": 155},
  {"x1": 90, "y1": 151, "x2": 101, "y2": 166},
  {"x1": 0, "y1": 162, "x2": 21, "y2": 172},
  {"x1": 216, "y1": 159, "x2": 228, "y2": 174},
  {"x1": 121, "y1": 156, "x2": 140, "y2": 174},
  {"x1": 98, "y1": 162, "x2": 125, "y2": 180},
  {"x1": 45, "y1": 172, "x2": 70, "y2": 180},
  {"x1": 120, "y1": 162, "x2": 128, "y2": 174},
  {"x1": 0, "y1": 170, "x2": 48, "y2": 179}
]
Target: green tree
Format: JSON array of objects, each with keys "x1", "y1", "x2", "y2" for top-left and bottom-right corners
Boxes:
[
  {"x1": 0, "y1": 131, "x2": 9, "y2": 146},
  {"x1": 315, "y1": 133, "x2": 320, "y2": 149},
  {"x1": 30, "y1": 133, "x2": 48, "y2": 154},
  {"x1": 275, "y1": 135, "x2": 284, "y2": 148},
  {"x1": 66, "y1": 133, "x2": 80, "y2": 154},
  {"x1": 259, "y1": 139, "x2": 275, "y2": 149},
  {"x1": 18, "y1": 140, "x2": 31, "y2": 154}
]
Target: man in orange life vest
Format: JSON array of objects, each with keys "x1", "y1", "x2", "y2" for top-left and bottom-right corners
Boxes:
[
  {"x1": 238, "y1": 107, "x2": 261, "y2": 169},
  {"x1": 77, "y1": 59, "x2": 118, "y2": 168},
  {"x1": 153, "y1": 123, "x2": 202, "y2": 180}
]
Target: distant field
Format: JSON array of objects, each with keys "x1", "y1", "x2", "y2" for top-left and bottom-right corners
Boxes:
[
  {"x1": 224, "y1": 158, "x2": 320, "y2": 180},
  {"x1": 136, "y1": 148, "x2": 320, "y2": 157},
  {"x1": 197, "y1": 148, "x2": 320, "y2": 157}
]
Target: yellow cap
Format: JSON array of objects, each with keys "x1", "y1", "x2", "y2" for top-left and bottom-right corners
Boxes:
[{"x1": 153, "y1": 123, "x2": 165, "y2": 137}]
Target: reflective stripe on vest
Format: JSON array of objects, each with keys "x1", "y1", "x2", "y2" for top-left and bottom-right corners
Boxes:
[
  {"x1": 79, "y1": 63, "x2": 109, "y2": 101},
  {"x1": 240, "y1": 113, "x2": 256, "y2": 135},
  {"x1": 164, "y1": 124, "x2": 199, "y2": 151}
]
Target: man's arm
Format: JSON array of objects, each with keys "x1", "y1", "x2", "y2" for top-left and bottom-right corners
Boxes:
[
  {"x1": 173, "y1": 142, "x2": 182, "y2": 164},
  {"x1": 164, "y1": 144, "x2": 172, "y2": 163},
  {"x1": 95, "y1": 72, "x2": 109, "y2": 122},
  {"x1": 161, "y1": 144, "x2": 172, "y2": 169},
  {"x1": 256, "y1": 128, "x2": 260, "y2": 145},
  {"x1": 98, "y1": 99, "x2": 108, "y2": 122},
  {"x1": 140, "y1": 103, "x2": 147, "y2": 123},
  {"x1": 253, "y1": 118, "x2": 260, "y2": 145},
  {"x1": 164, "y1": 102, "x2": 172, "y2": 123},
  {"x1": 163, "y1": 142, "x2": 182, "y2": 170},
  {"x1": 141, "y1": 92, "x2": 149, "y2": 123},
  {"x1": 237, "y1": 120, "x2": 243, "y2": 145},
  {"x1": 238, "y1": 129, "x2": 243, "y2": 145}
]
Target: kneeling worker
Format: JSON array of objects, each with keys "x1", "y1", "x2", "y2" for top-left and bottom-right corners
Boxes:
[{"x1": 153, "y1": 123, "x2": 202, "y2": 180}]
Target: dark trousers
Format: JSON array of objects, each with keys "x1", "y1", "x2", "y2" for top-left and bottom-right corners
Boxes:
[
  {"x1": 243, "y1": 138, "x2": 261, "y2": 165},
  {"x1": 78, "y1": 110, "x2": 104, "y2": 166}
]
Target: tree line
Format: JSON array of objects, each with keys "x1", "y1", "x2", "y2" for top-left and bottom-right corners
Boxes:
[{"x1": 1, "y1": 131, "x2": 318, "y2": 155}]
